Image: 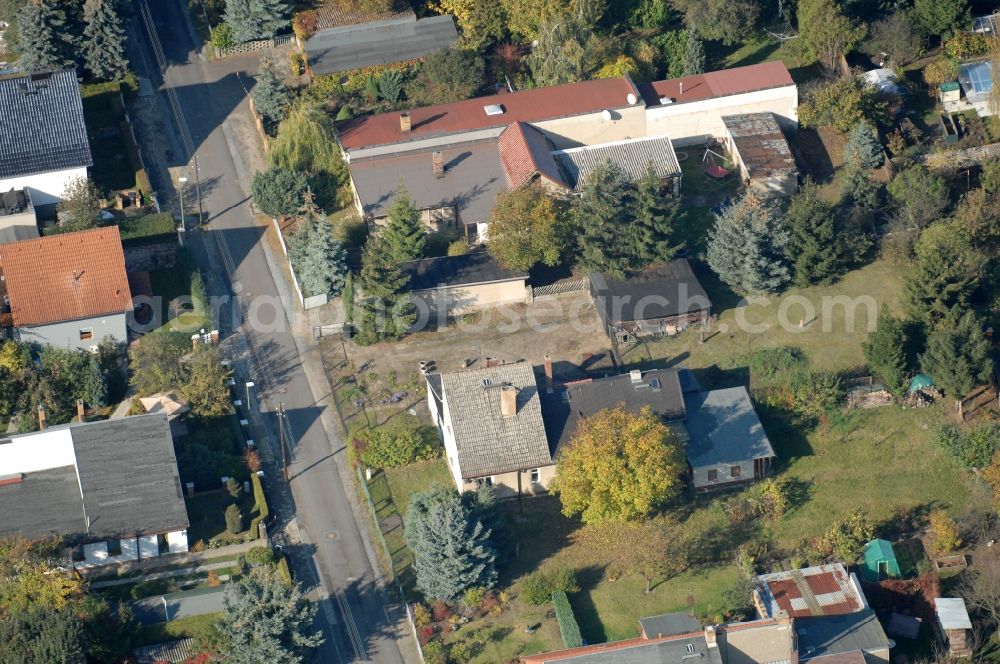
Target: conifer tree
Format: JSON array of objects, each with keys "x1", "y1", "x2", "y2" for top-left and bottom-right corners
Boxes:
[
  {"x1": 706, "y1": 192, "x2": 790, "y2": 293},
  {"x1": 251, "y1": 166, "x2": 307, "y2": 218},
  {"x1": 904, "y1": 221, "x2": 979, "y2": 322},
  {"x1": 83, "y1": 356, "x2": 107, "y2": 409},
  {"x1": 629, "y1": 166, "x2": 680, "y2": 268},
  {"x1": 844, "y1": 123, "x2": 883, "y2": 171},
  {"x1": 83, "y1": 0, "x2": 129, "y2": 81},
  {"x1": 862, "y1": 307, "x2": 909, "y2": 397},
  {"x1": 405, "y1": 485, "x2": 497, "y2": 601},
  {"x1": 288, "y1": 193, "x2": 348, "y2": 299},
  {"x1": 355, "y1": 236, "x2": 415, "y2": 345},
  {"x1": 576, "y1": 161, "x2": 632, "y2": 277},
  {"x1": 920, "y1": 310, "x2": 993, "y2": 419},
  {"x1": 251, "y1": 54, "x2": 290, "y2": 131},
  {"x1": 786, "y1": 180, "x2": 857, "y2": 287},
  {"x1": 380, "y1": 190, "x2": 426, "y2": 264},
  {"x1": 224, "y1": 0, "x2": 290, "y2": 43},
  {"x1": 682, "y1": 30, "x2": 706, "y2": 75},
  {"x1": 16, "y1": 0, "x2": 76, "y2": 71}
]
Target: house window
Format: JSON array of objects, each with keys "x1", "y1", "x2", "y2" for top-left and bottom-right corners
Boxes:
[
  {"x1": 707, "y1": 469, "x2": 718, "y2": 482},
  {"x1": 79, "y1": 328, "x2": 93, "y2": 341},
  {"x1": 107, "y1": 539, "x2": 122, "y2": 556},
  {"x1": 730, "y1": 465, "x2": 742, "y2": 478},
  {"x1": 477, "y1": 477, "x2": 493, "y2": 487},
  {"x1": 529, "y1": 468, "x2": 540, "y2": 483}
]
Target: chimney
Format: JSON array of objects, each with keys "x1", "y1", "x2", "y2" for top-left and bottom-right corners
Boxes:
[
  {"x1": 76, "y1": 399, "x2": 85, "y2": 422},
  {"x1": 500, "y1": 385, "x2": 518, "y2": 417},
  {"x1": 704, "y1": 625, "x2": 717, "y2": 648},
  {"x1": 630, "y1": 369, "x2": 643, "y2": 384},
  {"x1": 679, "y1": 81, "x2": 684, "y2": 95},
  {"x1": 543, "y1": 355, "x2": 553, "y2": 387},
  {"x1": 37, "y1": 404, "x2": 46, "y2": 430},
  {"x1": 485, "y1": 356, "x2": 499, "y2": 368},
  {"x1": 400, "y1": 111, "x2": 411, "y2": 132},
  {"x1": 432, "y1": 151, "x2": 445, "y2": 178}
]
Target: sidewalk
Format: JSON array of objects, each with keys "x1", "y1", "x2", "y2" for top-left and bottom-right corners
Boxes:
[
  {"x1": 91, "y1": 559, "x2": 236, "y2": 588},
  {"x1": 79, "y1": 539, "x2": 260, "y2": 578}
]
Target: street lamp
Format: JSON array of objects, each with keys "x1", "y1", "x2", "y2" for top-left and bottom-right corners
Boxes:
[
  {"x1": 245, "y1": 381, "x2": 254, "y2": 410},
  {"x1": 178, "y1": 176, "x2": 188, "y2": 231}
]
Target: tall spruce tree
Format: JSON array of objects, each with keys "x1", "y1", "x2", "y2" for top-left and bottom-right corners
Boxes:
[
  {"x1": 224, "y1": 0, "x2": 290, "y2": 43},
  {"x1": 862, "y1": 307, "x2": 909, "y2": 397},
  {"x1": 920, "y1": 310, "x2": 993, "y2": 419},
  {"x1": 904, "y1": 221, "x2": 980, "y2": 322},
  {"x1": 844, "y1": 123, "x2": 883, "y2": 170},
  {"x1": 251, "y1": 54, "x2": 290, "y2": 132},
  {"x1": 217, "y1": 566, "x2": 323, "y2": 663},
  {"x1": 786, "y1": 180, "x2": 855, "y2": 287},
  {"x1": 355, "y1": 236, "x2": 415, "y2": 345},
  {"x1": 380, "y1": 190, "x2": 426, "y2": 263},
  {"x1": 288, "y1": 194, "x2": 348, "y2": 299},
  {"x1": 576, "y1": 161, "x2": 632, "y2": 277},
  {"x1": 629, "y1": 166, "x2": 681, "y2": 267},
  {"x1": 83, "y1": 0, "x2": 129, "y2": 81},
  {"x1": 706, "y1": 192, "x2": 790, "y2": 293},
  {"x1": 405, "y1": 485, "x2": 497, "y2": 601},
  {"x1": 16, "y1": 0, "x2": 77, "y2": 70},
  {"x1": 682, "y1": 30, "x2": 706, "y2": 75}
]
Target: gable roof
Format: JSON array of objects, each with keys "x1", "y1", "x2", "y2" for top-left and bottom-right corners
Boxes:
[
  {"x1": 440, "y1": 361, "x2": 551, "y2": 478},
  {"x1": 683, "y1": 387, "x2": 775, "y2": 470},
  {"x1": 756, "y1": 564, "x2": 865, "y2": 619},
  {"x1": 591, "y1": 259, "x2": 712, "y2": 326},
  {"x1": 348, "y1": 139, "x2": 506, "y2": 225},
  {"x1": 305, "y1": 14, "x2": 458, "y2": 75},
  {"x1": 497, "y1": 122, "x2": 567, "y2": 190},
  {"x1": 339, "y1": 76, "x2": 641, "y2": 151},
  {"x1": 540, "y1": 369, "x2": 686, "y2": 457},
  {"x1": 0, "y1": 226, "x2": 132, "y2": 326},
  {"x1": 521, "y1": 630, "x2": 722, "y2": 664},
  {"x1": 796, "y1": 610, "x2": 889, "y2": 661},
  {"x1": 0, "y1": 70, "x2": 92, "y2": 179},
  {"x1": 0, "y1": 414, "x2": 189, "y2": 541},
  {"x1": 553, "y1": 135, "x2": 680, "y2": 191},
  {"x1": 639, "y1": 612, "x2": 702, "y2": 639},
  {"x1": 935, "y1": 598, "x2": 973, "y2": 630},
  {"x1": 641, "y1": 61, "x2": 795, "y2": 108},
  {"x1": 400, "y1": 251, "x2": 527, "y2": 292}
]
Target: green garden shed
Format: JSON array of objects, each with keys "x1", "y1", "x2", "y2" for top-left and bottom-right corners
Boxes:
[{"x1": 862, "y1": 539, "x2": 901, "y2": 582}]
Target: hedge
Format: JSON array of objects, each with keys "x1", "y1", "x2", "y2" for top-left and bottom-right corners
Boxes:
[
  {"x1": 118, "y1": 213, "x2": 176, "y2": 245},
  {"x1": 249, "y1": 473, "x2": 270, "y2": 538},
  {"x1": 277, "y1": 554, "x2": 293, "y2": 587},
  {"x1": 552, "y1": 590, "x2": 582, "y2": 649}
]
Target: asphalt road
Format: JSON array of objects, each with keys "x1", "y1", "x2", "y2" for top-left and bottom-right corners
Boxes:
[{"x1": 130, "y1": 2, "x2": 409, "y2": 661}]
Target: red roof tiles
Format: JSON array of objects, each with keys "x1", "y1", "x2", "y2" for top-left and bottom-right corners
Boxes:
[
  {"x1": 643, "y1": 60, "x2": 794, "y2": 106},
  {"x1": 339, "y1": 77, "x2": 640, "y2": 150},
  {"x1": 0, "y1": 226, "x2": 132, "y2": 327},
  {"x1": 497, "y1": 122, "x2": 567, "y2": 190}
]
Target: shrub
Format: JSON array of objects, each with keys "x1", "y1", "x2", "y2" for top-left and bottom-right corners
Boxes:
[
  {"x1": 292, "y1": 10, "x2": 318, "y2": 40},
  {"x1": 351, "y1": 417, "x2": 439, "y2": 469},
  {"x1": 820, "y1": 510, "x2": 873, "y2": 562},
  {"x1": 246, "y1": 546, "x2": 277, "y2": 566},
  {"x1": 431, "y1": 599, "x2": 451, "y2": 622},
  {"x1": 207, "y1": 570, "x2": 221, "y2": 587},
  {"x1": 417, "y1": 625, "x2": 436, "y2": 645},
  {"x1": 520, "y1": 566, "x2": 578, "y2": 606},
  {"x1": 210, "y1": 23, "x2": 234, "y2": 51},
  {"x1": 225, "y1": 504, "x2": 243, "y2": 534},
  {"x1": 462, "y1": 586, "x2": 486, "y2": 610},
  {"x1": 552, "y1": 590, "x2": 583, "y2": 648},
  {"x1": 928, "y1": 511, "x2": 962, "y2": 556},
  {"x1": 289, "y1": 51, "x2": 306, "y2": 76},
  {"x1": 744, "y1": 347, "x2": 807, "y2": 379},
  {"x1": 935, "y1": 423, "x2": 1000, "y2": 470},
  {"x1": 276, "y1": 555, "x2": 293, "y2": 587},
  {"x1": 421, "y1": 641, "x2": 446, "y2": 664},
  {"x1": 447, "y1": 239, "x2": 469, "y2": 256},
  {"x1": 789, "y1": 371, "x2": 844, "y2": 417},
  {"x1": 248, "y1": 473, "x2": 270, "y2": 537},
  {"x1": 130, "y1": 578, "x2": 175, "y2": 599},
  {"x1": 226, "y1": 476, "x2": 243, "y2": 499},
  {"x1": 412, "y1": 603, "x2": 432, "y2": 628},
  {"x1": 244, "y1": 448, "x2": 261, "y2": 473}
]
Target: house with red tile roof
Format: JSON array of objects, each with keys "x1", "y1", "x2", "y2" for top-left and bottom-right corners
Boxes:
[
  {"x1": 0, "y1": 226, "x2": 132, "y2": 350},
  {"x1": 341, "y1": 61, "x2": 798, "y2": 240}
]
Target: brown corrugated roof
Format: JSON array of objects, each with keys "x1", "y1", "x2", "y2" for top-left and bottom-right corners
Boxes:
[
  {"x1": 0, "y1": 226, "x2": 132, "y2": 327},
  {"x1": 497, "y1": 122, "x2": 567, "y2": 190},
  {"x1": 756, "y1": 564, "x2": 863, "y2": 619},
  {"x1": 641, "y1": 61, "x2": 794, "y2": 107},
  {"x1": 339, "y1": 77, "x2": 640, "y2": 150}
]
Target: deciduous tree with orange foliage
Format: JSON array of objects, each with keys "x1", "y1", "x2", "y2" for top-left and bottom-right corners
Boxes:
[{"x1": 553, "y1": 406, "x2": 685, "y2": 524}]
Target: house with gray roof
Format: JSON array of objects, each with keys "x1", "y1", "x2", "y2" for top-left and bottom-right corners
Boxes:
[
  {"x1": 0, "y1": 414, "x2": 190, "y2": 567},
  {"x1": 0, "y1": 70, "x2": 93, "y2": 206},
  {"x1": 685, "y1": 386, "x2": 775, "y2": 490},
  {"x1": 425, "y1": 361, "x2": 554, "y2": 497}
]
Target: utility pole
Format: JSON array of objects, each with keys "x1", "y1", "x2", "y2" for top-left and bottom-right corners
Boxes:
[
  {"x1": 278, "y1": 402, "x2": 288, "y2": 482},
  {"x1": 178, "y1": 176, "x2": 187, "y2": 231},
  {"x1": 193, "y1": 154, "x2": 204, "y2": 225}
]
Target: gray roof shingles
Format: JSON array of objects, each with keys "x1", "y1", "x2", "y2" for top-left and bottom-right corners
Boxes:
[
  {"x1": 441, "y1": 362, "x2": 552, "y2": 478},
  {"x1": 0, "y1": 465, "x2": 87, "y2": 539},
  {"x1": 639, "y1": 612, "x2": 702, "y2": 639},
  {"x1": 682, "y1": 387, "x2": 775, "y2": 470},
  {"x1": 536, "y1": 633, "x2": 723, "y2": 664},
  {"x1": 0, "y1": 70, "x2": 92, "y2": 179},
  {"x1": 592, "y1": 259, "x2": 712, "y2": 325},
  {"x1": 797, "y1": 611, "x2": 890, "y2": 661}
]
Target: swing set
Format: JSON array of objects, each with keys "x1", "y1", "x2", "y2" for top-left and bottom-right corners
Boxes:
[{"x1": 702, "y1": 148, "x2": 733, "y2": 181}]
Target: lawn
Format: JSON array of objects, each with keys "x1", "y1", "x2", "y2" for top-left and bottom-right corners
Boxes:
[
  {"x1": 185, "y1": 489, "x2": 259, "y2": 546},
  {"x1": 136, "y1": 612, "x2": 219, "y2": 647},
  {"x1": 148, "y1": 247, "x2": 210, "y2": 334},
  {"x1": 712, "y1": 35, "x2": 821, "y2": 85},
  {"x1": 80, "y1": 81, "x2": 148, "y2": 193}
]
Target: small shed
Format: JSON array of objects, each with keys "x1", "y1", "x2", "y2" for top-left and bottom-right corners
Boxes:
[
  {"x1": 862, "y1": 539, "x2": 901, "y2": 582},
  {"x1": 940, "y1": 82, "x2": 961, "y2": 103},
  {"x1": 934, "y1": 597, "x2": 972, "y2": 658}
]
